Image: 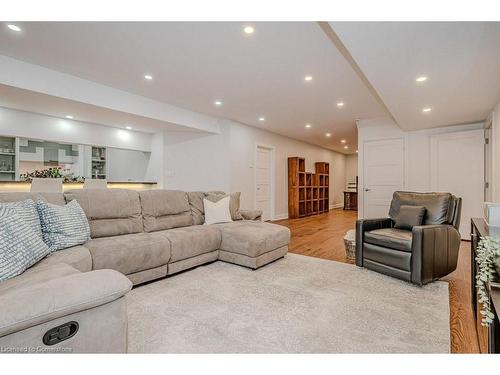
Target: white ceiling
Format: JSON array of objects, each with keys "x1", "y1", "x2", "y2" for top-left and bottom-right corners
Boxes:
[
  {"x1": 0, "y1": 22, "x2": 499, "y2": 153},
  {"x1": 0, "y1": 22, "x2": 388, "y2": 153},
  {"x1": 330, "y1": 22, "x2": 500, "y2": 130}
]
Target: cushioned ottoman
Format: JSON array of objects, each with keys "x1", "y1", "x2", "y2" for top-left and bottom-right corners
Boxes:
[{"x1": 215, "y1": 221, "x2": 290, "y2": 269}]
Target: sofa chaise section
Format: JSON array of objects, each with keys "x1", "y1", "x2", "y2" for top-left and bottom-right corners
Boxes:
[{"x1": 216, "y1": 221, "x2": 291, "y2": 269}]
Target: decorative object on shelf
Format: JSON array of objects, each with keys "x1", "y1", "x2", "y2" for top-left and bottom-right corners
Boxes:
[
  {"x1": 20, "y1": 167, "x2": 84, "y2": 183},
  {"x1": 288, "y1": 157, "x2": 329, "y2": 219},
  {"x1": 91, "y1": 146, "x2": 107, "y2": 179},
  {"x1": 0, "y1": 136, "x2": 17, "y2": 181},
  {"x1": 343, "y1": 229, "x2": 356, "y2": 260},
  {"x1": 476, "y1": 235, "x2": 500, "y2": 326}
]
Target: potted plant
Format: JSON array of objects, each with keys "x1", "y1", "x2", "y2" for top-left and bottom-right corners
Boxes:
[{"x1": 476, "y1": 236, "x2": 500, "y2": 325}]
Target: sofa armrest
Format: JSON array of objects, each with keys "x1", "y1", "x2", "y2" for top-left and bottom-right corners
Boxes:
[
  {"x1": 240, "y1": 209, "x2": 263, "y2": 221},
  {"x1": 355, "y1": 218, "x2": 393, "y2": 267},
  {"x1": 0, "y1": 269, "x2": 132, "y2": 337},
  {"x1": 411, "y1": 224, "x2": 461, "y2": 285}
]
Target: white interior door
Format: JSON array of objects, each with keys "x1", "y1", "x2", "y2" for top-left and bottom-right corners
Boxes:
[
  {"x1": 430, "y1": 129, "x2": 484, "y2": 238},
  {"x1": 255, "y1": 146, "x2": 273, "y2": 221},
  {"x1": 363, "y1": 138, "x2": 404, "y2": 218}
]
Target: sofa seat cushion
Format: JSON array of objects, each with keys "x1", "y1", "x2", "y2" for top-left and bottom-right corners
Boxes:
[
  {"x1": 363, "y1": 243, "x2": 412, "y2": 271},
  {"x1": 32, "y1": 245, "x2": 92, "y2": 273},
  {"x1": 158, "y1": 226, "x2": 221, "y2": 263},
  {"x1": 364, "y1": 228, "x2": 412, "y2": 252},
  {"x1": 85, "y1": 233, "x2": 171, "y2": 275},
  {"x1": 215, "y1": 221, "x2": 291, "y2": 257},
  {"x1": 64, "y1": 189, "x2": 143, "y2": 238}
]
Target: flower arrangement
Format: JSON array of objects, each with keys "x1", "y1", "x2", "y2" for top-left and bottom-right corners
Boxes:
[
  {"x1": 476, "y1": 236, "x2": 500, "y2": 326},
  {"x1": 20, "y1": 167, "x2": 84, "y2": 183}
]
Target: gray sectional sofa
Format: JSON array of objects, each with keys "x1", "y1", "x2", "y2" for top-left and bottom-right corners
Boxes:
[{"x1": 0, "y1": 189, "x2": 290, "y2": 353}]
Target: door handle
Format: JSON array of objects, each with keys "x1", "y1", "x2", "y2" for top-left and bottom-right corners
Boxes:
[{"x1": 364, "y1": 188, "x2": 372, "y2": 192}]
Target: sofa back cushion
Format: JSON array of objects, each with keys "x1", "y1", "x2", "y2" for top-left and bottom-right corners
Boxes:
[
  {"x1": 139, "y1": 189, "x2": 193, "y2": 232},
  {"x1": 0, "y1": 206, "x2": 50, "y2": 282},
  {"x1": 0, "y1": 192, "x2": 65, "y2": 206},
  {"x1": 64, "y1": 189, "x2": 143, "y2": 238},
  {"x1": 389, "y1": 191, "x2": 454, "y2": 225},
  {"x1": 187, "y1": 191, "x2": 206, "y2": 225}
]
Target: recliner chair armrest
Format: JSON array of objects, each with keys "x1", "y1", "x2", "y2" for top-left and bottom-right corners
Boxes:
[
  {"x1": 355, "y1": 218, "x2": 393, "y2": 267},
  {"x1": 240, "y1": 209, "x2": 263, "y2": 221},
  {"x1": 0, "y1": 269, "x2": 132, "y2": 337},
  {"x1": 411, "y1": 224, "x2": 461, "y2": 285}
]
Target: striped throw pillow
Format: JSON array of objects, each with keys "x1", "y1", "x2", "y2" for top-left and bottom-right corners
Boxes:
[
  {"x1": 0, "y1": 199, "x2": 42, "y2": 236},
  {"x1": 0, "y1": 206, "x2": 50, "y2": 282},
  {"x1": 37, "y1": 199, "x2": 91, "y2": 252}
]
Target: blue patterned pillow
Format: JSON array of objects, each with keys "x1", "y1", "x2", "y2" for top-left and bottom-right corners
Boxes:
[
  {"x1": 37, "y1": 199, "x2": 91, "y2": 252},
  {"x1": 0, "y1": 206, "x2": 50, "y2": 282},
  {"x1": 0, "y1": 199, "x2": 42, "y2": 236}
]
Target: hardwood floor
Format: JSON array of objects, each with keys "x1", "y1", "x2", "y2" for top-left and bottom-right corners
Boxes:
[{"x1": 274, "y1": 209, "x2": 480, "y2": 353}]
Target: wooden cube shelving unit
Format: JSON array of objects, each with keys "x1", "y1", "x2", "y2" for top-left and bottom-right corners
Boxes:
[{"x1": 288, "y1": 157, "x2": 329, "y2": 219}]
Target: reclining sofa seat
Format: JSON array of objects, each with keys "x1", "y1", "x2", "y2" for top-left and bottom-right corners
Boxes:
[
  {"x1": 355, "y1": 191, "x2": 462, "y2": 285},
  {"x1": 0, "y1": 192, "x2": 131, "y2": 353}
]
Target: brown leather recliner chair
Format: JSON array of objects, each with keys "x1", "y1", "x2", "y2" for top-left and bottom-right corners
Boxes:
[{"x1": 356, "y1": 191, "x2": 462, "y2": 285}]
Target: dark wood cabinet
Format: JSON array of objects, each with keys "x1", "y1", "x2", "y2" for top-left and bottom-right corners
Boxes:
[
  {"x1": 471, "y1": 218, "x2": 500, "y2": 353},
  {"x1": 343, "y1": 191, "x2": 357, "y2": 210}
]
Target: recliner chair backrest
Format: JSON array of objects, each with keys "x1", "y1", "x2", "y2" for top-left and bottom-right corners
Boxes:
[{"x1": 389, "y1": 191, "x2": 461, "y2": 227}]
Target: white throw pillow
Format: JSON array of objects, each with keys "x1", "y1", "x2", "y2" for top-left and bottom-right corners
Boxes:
[{"x1": 203, "y1": 196, "x2": 233, "y2": 225}]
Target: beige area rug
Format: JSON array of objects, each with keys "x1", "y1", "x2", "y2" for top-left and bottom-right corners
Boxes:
[{"x1": 127, "y1": 253, "x2": 450, "y2": 353}]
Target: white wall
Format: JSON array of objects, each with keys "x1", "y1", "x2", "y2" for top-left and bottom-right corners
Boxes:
[
  {"x1": 107, "y1": 148, "x2": 151, "y2": 181},
  {"x1": 0, "y1": 106, "x2": 153, "y2": 152},
  {"x1": 357, "y1": 117, "x2": 484, "y2": 218},
  {"x1": 164, "y1": 120, "x2": 347, "y2": 220},
  {"x1": 145, "y1": 132, "x2": 165, "y2": 186},
  {"x1": 164, "y1": 123, "x2": 231, "y2": 192},
  {"x1": 345, "y1": 154, "x2": 358, "y2": 187}
]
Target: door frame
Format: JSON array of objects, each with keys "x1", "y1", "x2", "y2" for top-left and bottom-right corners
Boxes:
[{"x1": 254, "y1": 143, "x2": 276, "y2": 221}]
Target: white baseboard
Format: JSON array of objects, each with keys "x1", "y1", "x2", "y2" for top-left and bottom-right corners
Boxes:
[
  {"x1": 272, "y1": 213, "x2": 289, "y2": 221},
  {"x1": 330, "y1": 203, "x2": 343, "y2": 209}
]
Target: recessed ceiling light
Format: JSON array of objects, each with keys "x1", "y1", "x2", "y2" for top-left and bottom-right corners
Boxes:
[
  {"x1": 305, "y1": 124, "x2": 312, "y2": 129},
  {"x1": 7, "y1": 24, "x2": 21, "y2": 32},
  {"x1": 337, "y1": 101, "x2": 345, "y2": 107},
  {"x1": 416, "y1": 76, "x2": 428, "y2": 83},
  {"x1": 65, "y1": 115, "x2": 73, "y2": 119},
  {"x1": 344, "y1": 146, "x2": 349, "y2": 149},
  {"x1": 243, "y1": 26, "x2": 254, "y2": 34},
  {"x1": 422, "y1": 107, "x2": 432, "y2": 113},
  {"x1": 304, "y1": 75, "x2": 313, "y2": 82},
  {"x1": 214, "y1": 100, "x2": 223, "y2": 106},
  {"x1": 125, "y1": 126, "x2": 132, "y2": 130},
  {"x1": 258, "y1": 117, "x2": 265, "y2": 122},
  {"x1": 340, "y1": 139, "x2": 346, "y2": 144},
  {"x1": 325, "y1": 133, "x2": 332, "y2": 137},
  {"x1": 144, "y1": 74, "x2": 153, "y2": 80}
]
